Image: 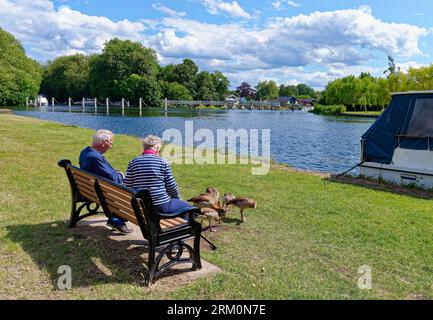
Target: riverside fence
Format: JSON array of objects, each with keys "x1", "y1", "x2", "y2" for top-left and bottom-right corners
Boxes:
[{"x1": 26, "y1": 96, "x2": 301, "y2": 115}]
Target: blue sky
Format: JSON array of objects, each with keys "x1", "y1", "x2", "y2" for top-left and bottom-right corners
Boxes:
[{"x1": 1, "y1": 0, "x2": 432, "y2": 89}]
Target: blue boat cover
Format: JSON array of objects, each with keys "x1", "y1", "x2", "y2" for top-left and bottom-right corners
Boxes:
[{"x1": 361, "y1": 92, "x2": 433, "y2": 164}]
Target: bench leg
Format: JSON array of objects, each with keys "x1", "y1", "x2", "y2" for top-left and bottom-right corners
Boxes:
[
  {"x1": 69, "y1": 200, "x2": 101, "y2": 228},
  {"x1": 69, "y1": 200, "x2": 81, "y2": 228},
  {"x1": 193, "y1": 232, "x2": 202, "y2": 270},
  {"x1": 145, "y1": 248, "x2": 156, "y2": 286}
]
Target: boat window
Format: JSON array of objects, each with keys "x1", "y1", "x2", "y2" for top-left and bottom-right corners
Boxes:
[{"x1": 406, "y1": 98, "x2": 433, "y2": 137}]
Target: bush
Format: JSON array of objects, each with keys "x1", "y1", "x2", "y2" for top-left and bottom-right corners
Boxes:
[{"x1": 312, "y1": 104, "x2": 346, "y2": 115}]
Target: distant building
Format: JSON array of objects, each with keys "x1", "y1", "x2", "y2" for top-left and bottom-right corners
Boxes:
[
  {"x1": 298, "y1": 98, "x2": 316, "y2": 106},
  {"x1": 278, "y1": 96, "x2": 298, "y2": 105},
  {"x1": 224, "y1": 94, "x2": 240, "y2": 103}
]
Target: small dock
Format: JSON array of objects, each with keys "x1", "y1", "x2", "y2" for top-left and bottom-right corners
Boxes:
[{"x1": 0, "y1": 109, "x2": 12, "y2": 115}]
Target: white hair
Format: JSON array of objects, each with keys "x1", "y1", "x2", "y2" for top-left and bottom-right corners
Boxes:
[
  {"x1": 92, "y1": 129, "x2": 113, "y2": 146},
  {"x1": 142, "y1": 135, "x2": 162, "y2": 150}
]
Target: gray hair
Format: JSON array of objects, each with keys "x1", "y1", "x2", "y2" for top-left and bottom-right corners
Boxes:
[
  {"x1": 142, "y1": 135, "x2": 162, "y2": 150},
  {"x1": 92, "y1": 129, "x2": 113, "y2": 145}
]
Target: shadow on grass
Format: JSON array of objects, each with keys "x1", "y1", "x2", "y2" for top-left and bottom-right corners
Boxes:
[
  {"x1": 325, "y1": 174, "x2": 433, "y2": 200},
  {"x1": 5, "y1": 219, "x2": 195, "y2": 289}
]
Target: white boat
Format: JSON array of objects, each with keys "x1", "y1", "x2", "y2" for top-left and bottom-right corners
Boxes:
[
  {"x1": 35, "y1": 95, "x2": 48, "y2": 106},
  {"x1": 359, "y1": 91, "x2": 433, "y2": 188}
]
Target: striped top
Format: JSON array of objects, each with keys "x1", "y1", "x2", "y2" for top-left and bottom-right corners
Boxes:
[{"x1": 124, "y1": 154, "x2": 180, "y2": 206}]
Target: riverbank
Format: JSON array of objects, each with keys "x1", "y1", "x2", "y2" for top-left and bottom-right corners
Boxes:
[
  {"x1": 1, "y1": 114, "x2": 433, "y2": 299},
  {"x1": 341, "y1": 111, "x2": 382, "y2": 118}
]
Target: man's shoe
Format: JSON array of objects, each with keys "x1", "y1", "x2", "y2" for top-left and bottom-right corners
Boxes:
[{"x1": 106, "y1": 221, "x2": 133, "y2": 234}]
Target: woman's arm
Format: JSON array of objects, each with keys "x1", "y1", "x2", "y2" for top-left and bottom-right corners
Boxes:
[{"x1": 164, "y1": 161, "x2": 180, "y2": 199}]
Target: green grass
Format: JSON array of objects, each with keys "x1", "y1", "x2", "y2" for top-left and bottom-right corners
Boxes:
[
  {"x1": 342, "y1": 111, "x2": 383, "y2": 117},
  {"x1": 1, "y1": 114, "x2": 433, "y2": 299}
]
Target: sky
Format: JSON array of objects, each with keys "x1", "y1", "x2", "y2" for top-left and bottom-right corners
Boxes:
[{"x1": 0, "y1": 0, "x2": 432, "y2": 90}]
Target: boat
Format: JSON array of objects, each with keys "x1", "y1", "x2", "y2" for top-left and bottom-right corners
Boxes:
[
  {"x1": 35, "y1": 95, "x2": 48, "y2": 106},
  {"x1": 359, "y1": 91, "x2": 433, "y2": 188}
]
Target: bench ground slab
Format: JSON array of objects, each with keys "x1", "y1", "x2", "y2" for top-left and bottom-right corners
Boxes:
[{"x1": 74, "y1": 217, "x2": 222, "y2": 289}]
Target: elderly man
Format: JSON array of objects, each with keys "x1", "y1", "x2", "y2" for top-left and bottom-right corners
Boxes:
[
  {"x1": 79, "y1": 129, "x2": 132, "y2": 234},
  {"x1": 124, "y1": 135, "x2": 194, "y2": 215}
]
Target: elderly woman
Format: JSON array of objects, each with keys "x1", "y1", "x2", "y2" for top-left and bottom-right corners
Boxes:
[{"x1": 124, "y1": 135, "x2": 193, "y2": 215}]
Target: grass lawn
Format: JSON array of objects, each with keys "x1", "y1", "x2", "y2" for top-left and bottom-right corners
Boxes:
[
  {"x1": 341, "y1": 111, "x2": 383, "y2": 117},
  {"x1": 1, "y1": 114, "x2": 433, "y2": 299}
]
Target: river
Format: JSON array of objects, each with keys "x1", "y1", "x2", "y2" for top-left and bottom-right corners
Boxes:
[{"x1": 12, "y1": 106, "x2": 375, "y2": 173}]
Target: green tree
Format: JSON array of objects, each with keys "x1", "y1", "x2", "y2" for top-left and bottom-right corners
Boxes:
[
  {"x1": 40, "y1": 54, "x2": 90, "y2": 101},
  {"x1": 122, "y1": 74, "x2": 161, "y2": 107},
  {"x1": 211, "y1": 71, "x2": 230, "y2": 100},
  {"x1": 171, "y1": 59, "x2": 199, "y2": 96},
  {"x1": 256, "y1": 80, "x2": 279, "y2": 100},
  {"x1": 296, "y1": 83, "x2": 317, "y2": 98},
  {"x1": 279, "y1": 84, "x2": 298, "y2": 97},
  {"x1": 0, "y1": 27, "x2": 42, "y2": 105},
  {"x1": 161, "y1": 81, "x2": 192, "y2": 100},
  {"x1": 194, "y1": 71, "x2": 217, "y2": 100},
  {"x1": 89, "y1": 38, "x2": 159, "y2": 99}
]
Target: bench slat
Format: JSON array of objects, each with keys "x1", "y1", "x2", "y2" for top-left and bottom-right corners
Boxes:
[
  {"x1": 71, "y1": 168, "x2": 98, "y2": 181},
  {"x1": 160, "y1": 218, "x2": 187, "y2": 229},
  {"x1": 105, "y1": 197, "x2": 135, "y2": 216},
  {"x1": 99, "y1": 189, "x2": 132, "y2": 208},
  {"x1": 78, "y1": 190, "x2": 99, "y2": 203},
  {"x1": 73, "y1": 174, "x2": 95, "y2": 186},
  {"x1": 98, "y1": 181, "x2": 133, "y2": 202},
  {"x1": 105, "y1": 203, "x2": 138, "y2": 225},
  {"x1": 74, "y1": 181, "x2": 99, "y2": 201}
]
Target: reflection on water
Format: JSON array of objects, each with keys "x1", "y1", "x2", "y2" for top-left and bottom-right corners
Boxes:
[{"x1": 11, "y1": 105, "x2": 375, "y2": 173}]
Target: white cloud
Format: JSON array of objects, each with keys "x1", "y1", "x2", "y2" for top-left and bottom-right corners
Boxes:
[
  {"x1": 152, "y1": 3, "x2": 186, "y2": 18},
  {"x1": 0, "y1": 0, "x2": 146, "y2": 61},
  {"x1": 272, "y1": 0, "x2": 302, "y2": 10},
  {"x1": 0, "y1": 0, "x2": 429, "y2": 89},
  {"x1": 202, "y1": 0, "x2": 251, "y2": 19},
  {"x1": 396, "y1": 61, "x2": 427, "y2": 72}
]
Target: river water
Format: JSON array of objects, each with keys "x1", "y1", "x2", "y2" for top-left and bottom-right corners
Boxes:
[{"x1": 12, "y1": 106, "x2": 375, "y2": 173}]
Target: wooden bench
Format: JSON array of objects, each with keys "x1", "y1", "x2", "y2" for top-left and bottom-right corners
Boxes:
[{"x1": 58, "y1": 159, "x2": 203, "y2": 285}]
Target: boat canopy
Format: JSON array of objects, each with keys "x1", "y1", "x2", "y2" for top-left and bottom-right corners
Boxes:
[{"x1": 361, "y1": 92, "x2": 433, "y2": 164}]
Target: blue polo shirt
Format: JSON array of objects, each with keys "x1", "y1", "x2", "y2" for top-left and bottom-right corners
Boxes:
[{"x1": 79, "y1": 146, "x2": 123, "y2": 184}]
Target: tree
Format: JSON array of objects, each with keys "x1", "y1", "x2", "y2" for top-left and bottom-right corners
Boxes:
[
  {"x1": 122, "y1": 74, "x2": 161, "y2": 107},
  {"x1": 171, "y1": 59, "x2": 199, "y2": 96},
  {"x1": 89, "y1": 38, "x2": 159, "y2": 99},
  {"x1": 40, "y1": 54, "x2": 90, "y2": 101},
  {"x1": 256, "y1": 80, "x2": 279, "y2": 100},
  {"x1": 383, "y1": 55, "x2": 399, "y2": 77},
  {"x1": 236, "y1": 82, "x2": 256, "y2": 100},
  {"x1": 194, "y1": 71, "x2": 217, "y2": 100},
  {"x1": 0, "y1": 27, "x2": 42, "y2": 105},
  {"x1": 161, "y1": 81, "x2": 192, "y2": 100},
  {"x1": 279, "y1": 84, "x2": 298, "y2": 97},
  {"x1": 296, "y1": 83, "x2": 317, "y2": 98},
  {"x1": 211, "y1": 71, "x2": 230, "y2": 100}
]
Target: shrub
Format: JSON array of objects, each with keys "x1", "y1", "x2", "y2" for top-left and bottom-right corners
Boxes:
[{"x1": 312, "y1": 104, "x2": 346, "y2": 115}]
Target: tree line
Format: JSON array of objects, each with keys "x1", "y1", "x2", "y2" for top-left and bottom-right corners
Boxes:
[
  {"x1": 41, "y1": 38, "x2": 231, "y2": 108},
  {"x1": 235, "y1": 81, "x2": 318, "y2": 101},
  {"x1": 322, "y1": 56, "x2": 433, "y2": 111}
]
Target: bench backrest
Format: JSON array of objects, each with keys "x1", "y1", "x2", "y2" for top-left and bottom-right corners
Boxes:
[
  {"x1": 69, "y1": 166, "x2": 100, "y2": 205},
  {"x1": 58, "y1": 159, "x2": 191, "y2": 242},
  {"x1": 95, "y1": 178, "x2": 139, "y2": 225}
]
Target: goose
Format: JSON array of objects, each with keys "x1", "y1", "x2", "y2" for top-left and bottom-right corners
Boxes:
[
  {"x1": 205, "y1": 187, "x2": 220, "y2": 204},
  {"x1": 187, "y1": 193, "x2": 227, "y2": 215},
  {"x1": 223, "y1": 193, "x2": 236, "y2": 213},
  {"x1": 226, "y1": 197, "x2": 257, "y2": 222},
  {"x1": 199, "y1": 207, "x2": 224, "y2": 231}
]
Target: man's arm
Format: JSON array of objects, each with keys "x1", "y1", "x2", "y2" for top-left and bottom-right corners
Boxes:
[{"x1": 90, "y1": 156, "x2": 124, "y2": 184}]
